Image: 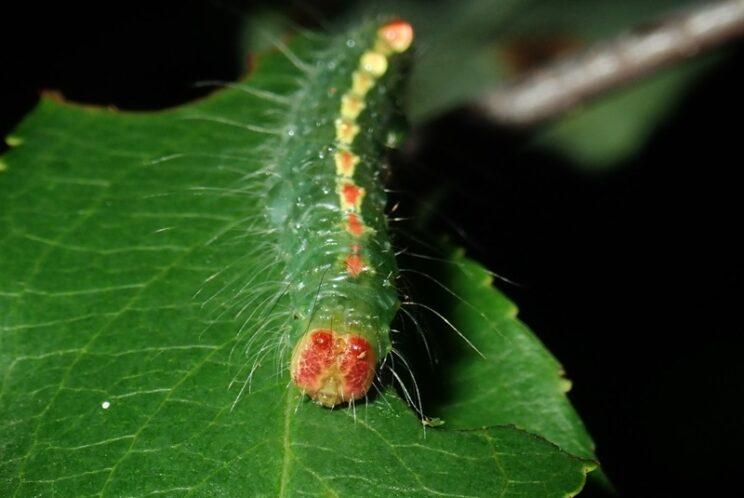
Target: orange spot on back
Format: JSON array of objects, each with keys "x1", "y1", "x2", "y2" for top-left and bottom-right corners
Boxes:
[
  {"x1": 335, "y1": 150, "x2": 359, "y2": 177},
  {"x1": 345, "y1": 254, "x2": 365, "y2": 277},
  {"x1": 341, "y1": 93, "x2": 366, "y2": 120},
  {"x1": 378, "y1": 20, "x2": 414, "y2": 53},
  {"x1": 341, "y1": 182, "x2": 363, "y2": 209},
  {"x1": 347, "y1": 213, "x2": 364, "y2": 236}
]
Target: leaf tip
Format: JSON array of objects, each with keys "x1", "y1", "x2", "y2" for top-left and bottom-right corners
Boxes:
[{"x1": 563, "y1": 460, "x2": 599, "y2": 498}]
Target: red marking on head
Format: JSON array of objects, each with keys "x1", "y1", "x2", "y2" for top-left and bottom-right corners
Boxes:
[
  {"x1": 340, "y1": 336, "x2": 375, "y2": 395},
  {"x1": 346, "y1": 213, "x2": 364, "y2": 236},
  {"x1": 290, "y1": 329, "x2": 376, "y2": 406},
  {"x1": 345, "y1": 254, "x2": 365, "y2": 277},
  {"x1": 342, "y1": 183, "x2": 361, "y2": 207},
  {"x1": 291, "y1": 330, "x2": 334, "y2": 393},
  {"x1": 379, "y1": 20, "x2": 414, "y2": 53}
]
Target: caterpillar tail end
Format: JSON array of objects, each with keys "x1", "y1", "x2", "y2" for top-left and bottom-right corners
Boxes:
[
  {"x1": 290, "y1": 329, "x2": 376, "y2": 407},
  {"x1": 378, "y1": 20, "x2": 414, "y2": 54}
]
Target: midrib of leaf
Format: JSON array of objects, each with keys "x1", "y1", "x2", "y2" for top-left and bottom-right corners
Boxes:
[
  {"x1": 246, "y1": 33, "x2": 350, "y2": 498},
  {"x1": 278, "y1": 386, "x2": 294, "y2": 497}
]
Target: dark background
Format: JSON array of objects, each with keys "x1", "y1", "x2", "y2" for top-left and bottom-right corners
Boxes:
[{"x1": 2, "y1": 2, "x2": 742, "y2": 496}]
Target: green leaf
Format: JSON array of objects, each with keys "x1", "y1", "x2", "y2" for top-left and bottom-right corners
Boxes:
[
  {"x1": 1, "y1": 24, "x2": 595, "y2": 496},
  {"x1": 403, "y1": 251, "x2": 595, "y2": 460}
]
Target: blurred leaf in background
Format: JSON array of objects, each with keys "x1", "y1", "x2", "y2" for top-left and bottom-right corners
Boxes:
[{"x1": 243, "y1": 0, "x2": 718, "y2": 170}]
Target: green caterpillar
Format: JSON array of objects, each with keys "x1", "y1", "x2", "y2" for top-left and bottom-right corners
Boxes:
[{"x1": 260, "y1": 20, "x2": 414, "y2": 406}]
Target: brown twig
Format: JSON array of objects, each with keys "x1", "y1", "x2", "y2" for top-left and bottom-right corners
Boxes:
[{"x1": 482, "y1": 0, "x2": 744, "y2": 126}]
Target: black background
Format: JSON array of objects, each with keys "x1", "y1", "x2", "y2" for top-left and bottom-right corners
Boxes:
[{"x1": 2, "y1": 2, "x2": 742, "y2": 496}]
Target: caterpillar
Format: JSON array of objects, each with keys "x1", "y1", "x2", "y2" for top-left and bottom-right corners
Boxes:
[{"x1": 262, "y1": 20, "x2": 414, "y2": 407}]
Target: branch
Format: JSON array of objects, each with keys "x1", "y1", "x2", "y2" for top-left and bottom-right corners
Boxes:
[{"x1": 481, "y1": 0, "x2": 744, "y2": 126}]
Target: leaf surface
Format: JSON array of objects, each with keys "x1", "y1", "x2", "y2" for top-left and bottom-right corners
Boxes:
[{"x1": 400, "y1": 253, "x2": 595, "y2": 460}]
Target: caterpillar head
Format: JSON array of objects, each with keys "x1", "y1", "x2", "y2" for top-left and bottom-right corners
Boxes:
[{"x1": 290, "y1": 329, "x2": 376, "y2": 407}]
